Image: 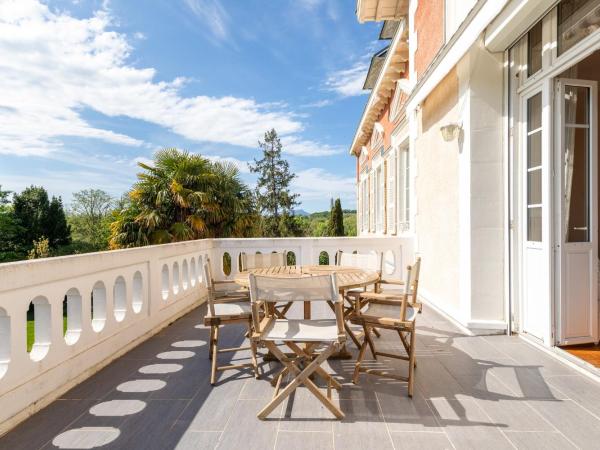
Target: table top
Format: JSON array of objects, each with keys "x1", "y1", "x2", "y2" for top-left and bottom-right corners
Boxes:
[{"x1": 234, "y1": 265, "x2": 380, "y2": 290}]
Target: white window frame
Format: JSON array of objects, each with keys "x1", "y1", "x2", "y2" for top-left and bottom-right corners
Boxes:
[
  {"x1": 397, "y1": 143, "x2": 411, "y2": 233},
  {"x1": 386, "y1": 149, "x2": 397, "y2": 235}
]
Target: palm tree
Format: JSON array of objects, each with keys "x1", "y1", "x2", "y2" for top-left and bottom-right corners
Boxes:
[{"x1": 110, "y1": 148, "x2": 257, "y2": 248}]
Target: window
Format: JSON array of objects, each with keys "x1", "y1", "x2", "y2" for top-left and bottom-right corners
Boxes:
[
  {"x1": 361, "y1": 178, "x2": 369, "y2": 232},
  {"x1": 386, "y1": 151, "x2": 397, "y2": 235},
  {"x1": 558, "y1": 0, "x2": 600, "y2": 55},
  {"x1": 398, "y1": 146, "x2": 410, "y2": 231},
  {"x1": 526, "y1": 93, "x2": 543, "y2": 242},
  {"x1": 563, "y1": 84, "x2": 591, "y2": 243},
  {"x1": 375, "y1": 164, "x2": 384, "y2": 233},
  {"x1": 527, "y1": 21, "x2": 543, "y2": 76}
]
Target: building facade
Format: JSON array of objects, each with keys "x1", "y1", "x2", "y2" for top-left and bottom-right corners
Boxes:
[{"x1": 352, "y1": 0, "x2": 600, "y2": 360}]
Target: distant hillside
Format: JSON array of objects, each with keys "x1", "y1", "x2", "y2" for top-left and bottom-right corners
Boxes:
[{"x1": 297, "y1": 210, "x2": 357, "y2": 237}]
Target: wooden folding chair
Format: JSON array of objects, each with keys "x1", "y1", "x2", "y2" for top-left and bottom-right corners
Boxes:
[
  {"x1": 203, "y1": 259, "x2": 258, "y2": 385},
  {"x1": 249, "y1": 273, "x2": 346, "y2": 420},
  {"x1": 242, "y1": 251, "x2": 293, "y2": 319},
  {"x1": 349, "y1": 257, "x2": 421, "y2": 396},
  {"x1": 240, "y1": 251, "x2": 287, "y2": 272},
  {"x1": 335, "y1": 251, "x2": 383, "y2": 346}
]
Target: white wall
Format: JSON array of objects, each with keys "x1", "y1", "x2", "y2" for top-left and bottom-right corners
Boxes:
[{"x1": 464, "y1": 38, "x2": 505, "y2": 327}]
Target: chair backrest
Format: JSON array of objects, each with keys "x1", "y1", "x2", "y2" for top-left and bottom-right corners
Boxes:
[
  {"x1": 407, "y1": 257, "x2": 421, "y2": 305},
  {"x1": 241, "y1": 252, "x2": 287, "y2": 271},
  {"x1": 249, "y1": 273, "x2": 339, "y2": 304},
  {"x1": 249, "y1": 273, "x2": 345, "y2": 341},
  {"x1": 336, "y1": 251, "x2": 382, "y2": 273},
  {"x1": 203, "y1": 259, "x2": 217, "y2": 315}
]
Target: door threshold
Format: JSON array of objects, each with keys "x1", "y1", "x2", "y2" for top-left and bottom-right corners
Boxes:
[{"x1": 518, "y1": 333, "x2": 600, "y2": 382}]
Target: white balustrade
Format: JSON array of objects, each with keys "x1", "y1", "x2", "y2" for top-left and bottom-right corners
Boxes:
[{"x1": 0, "y1": 235, "x2": 413, "y2": 434}]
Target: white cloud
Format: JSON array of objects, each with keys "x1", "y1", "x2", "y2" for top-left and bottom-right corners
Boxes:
[
  {"x1": 205, "y1": 155, "x2": 251, "y2": 174},
  {"x1": 292, "y1": 168, "x2": 356, "y2": 206},
  {"x1": 297, "y1": 0, "x2": 323, "y2": 10},
  {"x1": 132, "y1": 156, "x2": 153, "y2": 167},
  {"x1": 0, "y1": 0, "x2": 334, "y2": 158},
  {"x1": 183, "y1": 0, "x2": 230, "y2": 42},
  {"x1": 301, "y1": 99, "x2": 333, "y2": 108},
  {"x1": 325, "y1": 59, "x2": 370, "y2": 98},
  {"x1": 282, "y1": 137, "x2": 343, "y2": 157}
]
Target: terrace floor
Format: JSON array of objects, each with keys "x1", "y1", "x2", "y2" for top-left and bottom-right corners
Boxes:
[{"x1": 3, "y1": 304, "x2": 600, "y2": 450}]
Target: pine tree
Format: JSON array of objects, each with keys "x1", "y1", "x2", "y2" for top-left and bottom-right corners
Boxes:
[
  {"x1": 249, "y1": 129, "x2": 299, "y2": 237},
  {"x1": 47, "y1": 196, "x2": 71, "y2": 247},
  {"x1": 327, "y1": 198, "x2": 345, "y2": 237}
]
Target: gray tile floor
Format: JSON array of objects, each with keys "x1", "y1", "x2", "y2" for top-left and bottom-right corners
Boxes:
[{"x1": 3, "y1": 303, "x2": 600, "y2": 450}]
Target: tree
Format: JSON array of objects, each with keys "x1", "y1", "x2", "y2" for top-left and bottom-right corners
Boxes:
[
  {"x1": 27, "y1": 237, "x2": 50, "y2": 259},
  {"x1": 249, "y1": 129, "x2": 299, "y2": 237},
  {"x1": 109, "y1": 148, "x2": 257, "y2": 248},
  {"x1": 327, "y1": 198, "x2": 345, "y2": 236},
  {"x1": 12, "y1": 186, "x2": 70, "y2": 249},
  {"x1": 0, "y1": 185, "x2": 26, "y2": 262},
  {"x1": 69, "y1": 189, "x2": 114, "y2": 249},
  {"x1": 47, "y1": 196, "x2": 71, "y2": 247}
]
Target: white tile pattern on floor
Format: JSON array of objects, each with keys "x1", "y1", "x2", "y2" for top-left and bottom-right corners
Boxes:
[{"x1": 1, "y1": 303, "x2": 600, "y2": 449}]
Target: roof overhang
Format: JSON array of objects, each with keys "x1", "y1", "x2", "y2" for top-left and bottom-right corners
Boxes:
[
  {"x1": 350, "y1": 18, "x2": 409, "y2": 156},
  {"x1": 356, "y1": 0, "x2": 409, "y2": 23},
  {"x1": 484, "y1": 0, "x2": 555, "y2": 52},
  {"x1": 363, "y1": 46, "x2": 389, "y2": 90}
]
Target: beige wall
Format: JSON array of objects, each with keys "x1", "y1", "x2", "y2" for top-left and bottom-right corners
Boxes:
[
  {"x1": 415, "y1": 68, "x2": 461, "y2": 316},
  {"x1": 414, "y1": 37, "x2": 506, "y2": 330}
]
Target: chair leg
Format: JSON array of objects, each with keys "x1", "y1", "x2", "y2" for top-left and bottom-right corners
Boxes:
[
  {"x1": 287, "y1": 342, "x2": 342, "y2": 390},
  {"x1": 210, "y1": 325, "x2": 219, "y2": 385},
  {"x1": 208, "y1": 324, "x2": 215, "y2": 360},
  {"x1": 398, "y1": 330, "x2": 416, "y2": 369},
  {"x1": 364, "y1": 325, "x2": 377, "y2": 360},
  {"x1": 408, "y1": 329, "x2": 416, "y2": 397},
  {"x1": 353, "y1": 338, "x2": 368, "y2": 384},
  {"x1": 372, "y1": 328, "x2": 381, "y2": 338},
  {"x1": 247, "y1": 321, "x2": 259, "y2": 379},
  {"x1": 258, "y1": 342, "x2": 342, "y2": 420}
]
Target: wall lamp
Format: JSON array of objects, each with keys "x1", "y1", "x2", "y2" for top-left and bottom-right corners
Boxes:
[{"x1": 440, "y1": 123, "x2": 462, "y2": 142}]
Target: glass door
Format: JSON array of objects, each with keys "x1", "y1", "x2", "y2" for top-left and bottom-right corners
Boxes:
[
  {"x1": 555, "y1": 79, "x2": 598, "y2": 345},
  {"x1": 521, "y1": 90, "x2": 549, "y2": 342}
]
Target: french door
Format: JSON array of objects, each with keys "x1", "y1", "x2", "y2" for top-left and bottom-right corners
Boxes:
[
  {"x1": 521, "y1": 89, "x2": 551, "y2": 342},
  {"x1": 555, "y1": 79, "x2": 598, "y2": 346}
]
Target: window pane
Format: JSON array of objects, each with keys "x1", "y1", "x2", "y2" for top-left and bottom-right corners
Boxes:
[
  {"x1": 527, "y1": 93, "x2": 543, "y2": 243},
  {"x1": 558, "y1": 0, "x2": 600, "y2": 55},
  {"x1": 565, "y1": 126, "x2": 590, "y2": 242},
  {"x1": 528, "y1": 169, "x2": 542, "y2": 205},
  {"x1": 528, "y1": 207, "x2": 542, "y2": 242},
  {"x1": 527, "y1": 21, "x2": 543, "y2": 76},
  {"x1": 528, "y1": 131, "x2": 542, "y2": 168},
  {"x1": 564, "y1": 85, "x2": 589, "y2": 125},
  {"x1": 528, "y1": 93, "x2": 542, "y2": 131}
]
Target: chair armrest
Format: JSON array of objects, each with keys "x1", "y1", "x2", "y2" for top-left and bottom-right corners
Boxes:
[
  {"x1": 378, "y1": 278, "x2": 405, "y2": 286},
  {"x1": 358, "y1": 292, "x2": 403, "y2": 301},
  {"x1": 214, "y1": 280, "x2": 244, "y2": 286}
]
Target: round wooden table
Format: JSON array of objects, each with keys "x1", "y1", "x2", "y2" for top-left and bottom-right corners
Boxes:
[
  {"x1": 234, "y1": 265, "x2": 380, "y2": 291},
  {"x1": 235, "y1": 265, "x2": 380, "y2": 359}
]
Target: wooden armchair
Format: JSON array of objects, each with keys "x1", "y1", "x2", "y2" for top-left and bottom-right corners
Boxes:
[
  {"x1": 349, "y1": 257, "x2": 421, "y2": 396},
  {"x1": 203, "y1": 259, "x2": 258, "y2": 385}
]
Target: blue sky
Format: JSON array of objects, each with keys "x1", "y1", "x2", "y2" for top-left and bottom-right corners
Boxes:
[{"x1": 0, "y1": 0, "x2": 383, "y2": 212}]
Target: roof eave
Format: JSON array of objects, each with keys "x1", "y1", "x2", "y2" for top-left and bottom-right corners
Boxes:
[{"x1": 349, "y1": 18, "x2": 409, "y2": 156}]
